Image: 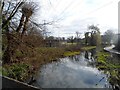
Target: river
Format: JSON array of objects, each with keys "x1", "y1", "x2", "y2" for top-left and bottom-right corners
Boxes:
[{"x1": 33, "y1": 49, "x2": 112, "y2": 88}]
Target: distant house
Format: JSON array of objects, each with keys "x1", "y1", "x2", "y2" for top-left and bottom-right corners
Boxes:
[
  {"x1": 44, "y1": 36, "x2": 67, "y2": 47},
  {"x1": 45, "y1": 39, "x2": 60, "y2": 47},
  {"x1": 60, "y1": 40, "x2": 67, "y2": 45}
]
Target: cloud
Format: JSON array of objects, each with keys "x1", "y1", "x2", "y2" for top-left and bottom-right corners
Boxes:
[{"x1": 35, "y1": 0, "x2": 119, "y2": 38}]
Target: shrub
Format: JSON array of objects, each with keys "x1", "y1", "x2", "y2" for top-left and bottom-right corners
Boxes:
[{"x1": 3, "y1": 63, "x2": 30, "y2": 81}]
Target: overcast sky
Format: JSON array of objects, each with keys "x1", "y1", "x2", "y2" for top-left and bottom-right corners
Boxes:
[{"x1": 34, "y1": 0, "x2": 119, "y2": 38}]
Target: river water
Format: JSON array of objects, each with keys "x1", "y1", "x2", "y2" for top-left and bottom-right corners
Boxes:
[{"x1": 33, "y1": 49, "x2": 112, "y2": 88}]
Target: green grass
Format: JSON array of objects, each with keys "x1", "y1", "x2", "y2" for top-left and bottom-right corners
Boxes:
[
  {"x1": 96, "y1": 51, "x2": 120, "y2": 85},
  {"x1": 96, "y1": 51, "x2": 111, "y2": 67},
  {"x1": 36, "y1": 47, "x2": 65, "y2": 60},
  {"x1": 97, "y1": 52, "x2": 109, "y2": 63},
  {"x1": 96, "y1": 51, "x2": 120, "y2": 69},
  {"x1": 64, "y1": 51, "x2": 80, "y2": 57},
  {"x1": 81, "y1": 46, "x2": 96, "y2": 50},
  {"x1": 97, "y1": 65, "x2": 120, "y2": 69},
  {"x1": 3, "y1": 63, "x2": 30, "y2": 81},
  {"x1": 66, "y1": 43, "x2": 77, "y2": 45}
]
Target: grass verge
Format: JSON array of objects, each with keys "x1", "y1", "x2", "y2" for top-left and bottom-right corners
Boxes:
[
  {"x1": 64, "y1": 51, "x2": 80, "y2": 57},
  {"x1": 81, "y1": 46, "x2": 96, "y2": 50},
  {"x1": 3, "y1": 46, "x2": 82, "y2": 81},
  {"x1": 96, "y1": 51, "x2": 120, "y2": 86}
]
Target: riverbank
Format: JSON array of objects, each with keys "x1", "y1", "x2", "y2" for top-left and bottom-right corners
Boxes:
[
  {"x1": 3, "y1": 45, "x2": 95, "y2": 82},
  {"x1": 33, "y1": 49, "x2": 110, "y2": 88},
  {"x1": 3, "y1": 47, "x2": 64, "y2": 82},
  {"x1": 95, "y1": 50, "x2": 120, "y2": 88},
  {"x1": 81, "y1": 46, "x2": 96, "y2": 50},
  {"x1": 2, "y1": 45, "x2": 120, "y2": 88},
  {"x1": 2, "y1": 45, "x2": 97, "y2": 82}
]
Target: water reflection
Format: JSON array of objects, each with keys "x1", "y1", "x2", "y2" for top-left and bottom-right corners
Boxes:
[
  {"x1": 33, "y1": 50, "x2": 111, "y2": 88},
  {"x1": 85, "y1": 51, "x2": 89, "y2": 59}
]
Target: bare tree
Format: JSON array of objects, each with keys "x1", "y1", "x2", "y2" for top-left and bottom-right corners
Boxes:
[
  {"x1": 104, "y1": 30, "x2": 115, "y2": 45},
  {"x1": 2, "y1": 0, "x2": 39, "y2": 63},
  {"x1": 75, "y1": 31, "x2": 81, "y2": 45},
  {"x1": 2, "y1": 1, "x2": 24, "y2": 29}
]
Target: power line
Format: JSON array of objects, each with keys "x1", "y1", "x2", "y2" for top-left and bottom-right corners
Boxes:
[
  {"x1": 56, "y1": 0, "x2": 114, "y2": 23},
  {"x1": 55, "y1": 0, "x2": 75, "y2": 21},
  {"x1": 48, "y1": 0, "x2": 59, "y2": 18},
  {"x1": 41, "y1": 0, "x2": 76, "y2": 24},
  {"x1": 77, "y1": 0, "x2": 114, "y2": 22},
  {"x1": 39, "y1": 0, "x2": 115, "y2": 37},
  {"x1": 43, "y1": 0, "x2": 114, "y2": 22},
  {"x1": 54, "y1": 0, "x2": 62, "y2": 10},
  {"x1": 84, "y1": 0, "x2": 114, "y2": 16},
  {"x1": 52, "y1": 0, "x2": 114, "y2": 37},
  {"x1": 48, "y1": 0, "x2": 56, "y2": 11}
]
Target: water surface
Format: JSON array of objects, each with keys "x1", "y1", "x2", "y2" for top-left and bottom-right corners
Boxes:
[{"x1": 33, "y1": 51, "x2": 110, "y2": 88}]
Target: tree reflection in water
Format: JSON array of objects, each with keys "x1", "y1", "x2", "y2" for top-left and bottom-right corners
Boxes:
[
  {"x1": 85, "y1": 51, "x2": 89, "y2": 59},
  {"x1": 83, "y1": 49, "x2": 120, "y2": 90},
  {"x1": 34, "y1": 49, "x2": 120, "y2": 89}
]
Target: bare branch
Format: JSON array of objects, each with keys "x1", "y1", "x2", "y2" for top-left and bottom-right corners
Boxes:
[
  {"x1": 2, "y1": 1, "x2": 24, "y2": 29},
  {"x1": 5, "y1": 2, "x2": 11, "y2": 15},
  {"x1": 1, "y1": 1, "x2": 4, "y2": 13}
]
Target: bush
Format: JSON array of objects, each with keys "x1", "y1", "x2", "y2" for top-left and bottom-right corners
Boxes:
[{"x1": 3, "y1": 63, "x2": 30, "y2": 81}]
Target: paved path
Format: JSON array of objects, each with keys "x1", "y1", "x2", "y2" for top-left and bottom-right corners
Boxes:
[{"x1": 104, "y1": 45, "x2": 120, "y2": 55}]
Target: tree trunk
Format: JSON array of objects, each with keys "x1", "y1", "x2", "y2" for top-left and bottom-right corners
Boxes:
[
  {"x1": 21, "y1": 17, "x2": 29, "y2": 37},
  {"x1": 16, "y1": 14, "x2": 25, "y2": 32}
]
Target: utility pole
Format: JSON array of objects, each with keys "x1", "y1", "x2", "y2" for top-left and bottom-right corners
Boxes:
[{"x1": 42, "y1": 20, "x2": 51, "y2": 39}]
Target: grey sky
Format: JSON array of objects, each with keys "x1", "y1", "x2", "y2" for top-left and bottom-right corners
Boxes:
[{"x1": 35, "y1": 0, "x2": 119, "y2": 38}]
